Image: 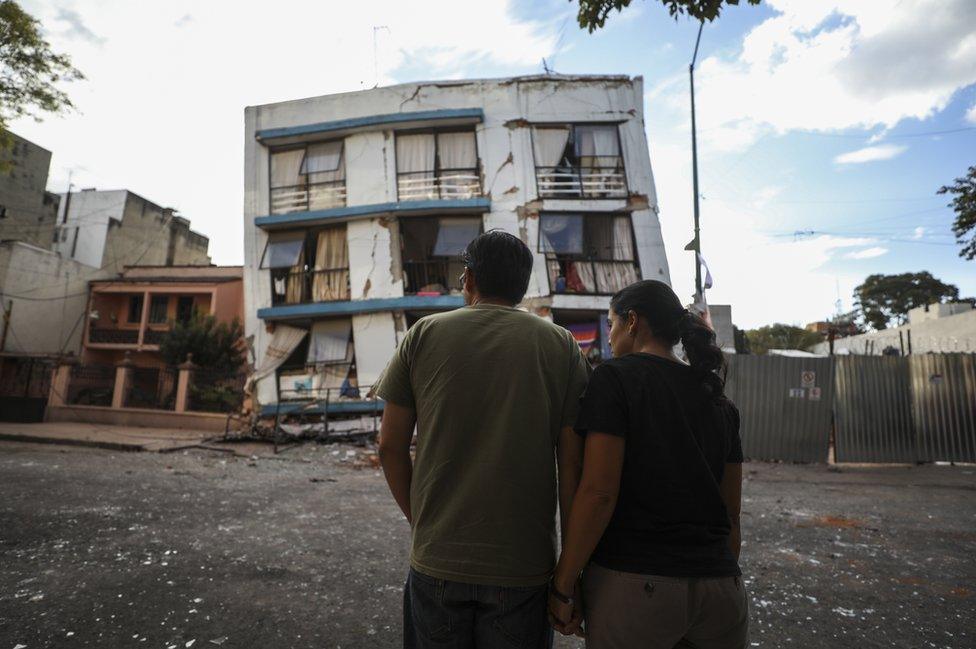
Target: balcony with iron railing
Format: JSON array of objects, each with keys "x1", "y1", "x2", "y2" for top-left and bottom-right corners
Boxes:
[
  {"x1": 535, "y1": 162, "x2": 627, "y2": 199},
  {"x1": 546, "y1": 258, "x2": 641, "y2": 296},
  {"x1": 270, "y1": 268, "x2": 351, "y2": 306},
  {"x1": 397, "y1": 169, "x2": 481, "y2": 202},
  {"x1": 402, "y1": 259, "x2": 463, "y2": 296},
  {"x1": 270, "y1": 180, "x2": 346, "y2": 215}
]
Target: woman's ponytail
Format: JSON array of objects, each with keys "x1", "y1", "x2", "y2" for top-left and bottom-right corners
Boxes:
[
  {"x1": 676, "y1": 310, "x2": 726, "y2": 398},
  {"x1": 610, "y1": 280, "x2": 726, "y2": 398}
]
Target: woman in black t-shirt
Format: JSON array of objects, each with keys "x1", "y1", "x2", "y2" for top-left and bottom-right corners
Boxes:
[{"x1": 548, "y1": 280, "x2": 748, "y2": 649}]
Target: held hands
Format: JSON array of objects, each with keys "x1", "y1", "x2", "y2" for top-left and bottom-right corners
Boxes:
[{"x1": 547, "y1": 580, "x2": 584, "y2": 638}]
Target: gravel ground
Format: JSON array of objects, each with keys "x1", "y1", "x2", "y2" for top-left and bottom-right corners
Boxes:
[{"x1": 0, "y1": 440, "x2": 973, "y2": 649}]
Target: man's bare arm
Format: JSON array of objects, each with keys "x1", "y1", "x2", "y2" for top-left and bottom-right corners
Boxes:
[{"x1": 378, "y1": 401, "x2": 417, "y2": 523}]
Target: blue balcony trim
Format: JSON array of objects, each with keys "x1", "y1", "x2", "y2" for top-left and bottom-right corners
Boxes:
[
  {"x1": 256, "y1": 108, "x2": 484, "y2": 142},
  {"x1": 258, "y1": 295, "x2": 465, "y2": 320},
  {"x1": 254, "y1": 197, "x2": 491, "y2": 229},
  {"x1": 259, "y1": 400, "x2": 384, "y2": 417}
]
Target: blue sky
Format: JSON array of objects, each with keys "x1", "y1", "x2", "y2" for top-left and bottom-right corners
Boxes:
[{"x1": 11, "y1": 0, "x2": 976, "y2": 327}]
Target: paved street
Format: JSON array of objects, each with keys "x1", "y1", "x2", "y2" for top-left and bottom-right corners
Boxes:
[{"x1": 1, "y1": 440, "x2": 974, "y2": 649}]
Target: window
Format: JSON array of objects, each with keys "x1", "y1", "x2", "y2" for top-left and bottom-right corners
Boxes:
[
  {"x1": 277, "y1": 318, "x2": 359, "y2": 400},
  {"x1": 176, "y1": 296, "x2": 195, "y2": 325},
  {"x1": 532, "y1": 124, "x2": 626, "y2": 198},
  {"x1": 148, "y1": 295, "x2": 169, "y2": 324},
  {"x1": 261, "y1": 226, "x2": 350, "y2": 305},
  {"x1": 396, "y1": 129, "x2": 480, "y2": 201},
  {"x1": 127, "y1": 295, "x2": 144, "y2": 323},
  {"x1": 270, "y1": 140, "x2": 346, "y2": 214},
  {"x1": 539, "y1": 213, "x2": 639, "y2": 295},
  {"x1": 400, "y1": 217, "x2": 482, "y2": 295}
]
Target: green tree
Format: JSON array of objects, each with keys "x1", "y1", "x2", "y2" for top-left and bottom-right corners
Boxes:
[
  {"x1": 938, "y1": 164, "x2": 976, "y2": 260},
  {"x1": 745, "y1": 324, "x2": 822, "y2": 355},
  {"x1": 854, "y1": 272, "x2": 960, "y2": 331},
  {"x1": 0, "y1": 1, "x2": 84, "y2": 170},
  {"x1": 574, "y1": 0, "x2": 761, "y2": 31},
  {"x1": 158, "y1": 312, "x2": 246, "y2": 376}
]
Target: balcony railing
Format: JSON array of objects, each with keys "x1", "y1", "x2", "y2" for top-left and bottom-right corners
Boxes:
[
  {"x1": 535, "y1": 164, "x2": 627, "y2": 199},
  {"x1": 397, "y1": 170, "x2": 481, "y2": 201},
  {"x1": 271, "y1": 180, "x2": 346, "y2": 215},
  {"x1": 144, "y1": 328, "x2": 169, "y2": 345},
  {"x1": 88, "y1": 328, "x2": 139, "y2": 345},
  {"x1": 547, "y1": 259, "x2": 641, "y2": 295},
  {"x1": 403, "y1": 259, "x2": 459, "y2": 295},
  {"x1": 271, "y1": 268, "x2": 351, "y2": 305}
]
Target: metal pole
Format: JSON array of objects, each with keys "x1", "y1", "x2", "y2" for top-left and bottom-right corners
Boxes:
[{"x1": 690, "y1": 21, "x2": 705, "y2": 299}]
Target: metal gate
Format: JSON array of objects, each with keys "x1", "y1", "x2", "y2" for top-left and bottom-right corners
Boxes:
[
  {"x1": 911, "y1": 354, "x2": 976, "y2": 463},
  {"x1": 0, "y1": 356, "x2": 55, "y2": 423},
  {"x1": 724, "y1": 355, "x2": 833, "y2": 462},
  {"x1": 834, "y1": 356, "x2": 916, "y2": 463}
]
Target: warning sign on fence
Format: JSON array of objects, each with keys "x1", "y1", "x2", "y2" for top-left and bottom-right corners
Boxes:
[
  {"x1": 801, "y1": 370, "x2": 816, "y2": 389},
  {"x1": 809, "y1": 386, "x2": 822, "y2": 401},
  {"x1": 789, "y1": 388, "x2": 805, "y2": 398}
]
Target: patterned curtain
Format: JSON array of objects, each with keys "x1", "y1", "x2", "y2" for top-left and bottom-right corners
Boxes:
[
  {"x1": 285, "y1": 249, "x2": 305, "y2": 304},
  {"x1": 312, "y1": 227, "x2": 349, "y2": 301}
]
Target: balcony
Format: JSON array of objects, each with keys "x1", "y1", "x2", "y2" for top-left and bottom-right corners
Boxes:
[
  {"x1": 270, "y1": 180, "x2": 346, "y2": 215},
  {"x1": 397, "y1": 170, "x2": 481, "y2": 201},
  {"x1": 88, "y1": 328, "x2": 140, "y2": 345},
  {"x1": 535, "y1": 165, "x2": 627, "y2": 199},
  {"x1": 402, "y1": 260, "x2": 460, "y2": 296},
  {"x1": 546, "y1": 259, "x2": 641, "y2": 295},
  {"x1": 271, "y1": 268, "x2": 351, "y2": 306}
]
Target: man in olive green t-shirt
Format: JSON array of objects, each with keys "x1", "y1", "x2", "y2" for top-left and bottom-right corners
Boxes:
[{"x1": 376, "y1": 231, "x2": 590, "y2": 649}]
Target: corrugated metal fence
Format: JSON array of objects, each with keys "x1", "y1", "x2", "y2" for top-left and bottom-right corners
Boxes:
[
  {"x1": 724, "y1": 353, "x2": 976, "y2": 464},
  {"x1": 724, "y1": 355, "x2": 834, "y2": 463}
]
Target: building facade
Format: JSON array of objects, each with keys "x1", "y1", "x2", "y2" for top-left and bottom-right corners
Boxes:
[
  {"x1": 54, "y1": 189, "x2": 211, "y2": 271},
  {"x1": 243, "y1": 75, "x2": 671, "y2": 410},
  {"x1": 82, "y1": 265, "x2": 244, "y2": 368},
  {"x1": 0, "y1": 132, "x2": 61, "y2": 249}
]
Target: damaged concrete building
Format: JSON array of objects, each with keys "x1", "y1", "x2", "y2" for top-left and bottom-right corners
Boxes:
[{"x1": 242, "y1": 75, "x2": 671, "y2": 414}]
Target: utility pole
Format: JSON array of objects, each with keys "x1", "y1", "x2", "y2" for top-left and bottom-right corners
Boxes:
[{"x1": 686, "y1": 21, "x2": 705, "y2": 300}]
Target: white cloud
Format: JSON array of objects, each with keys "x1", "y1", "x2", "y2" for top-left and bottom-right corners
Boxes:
[
  {"x1": 655, "y1": 0, "x2": 976, "y2": 152},
  {"x1": 913, "y1": 226, "x2": 926, "y2": 239},
  {"x1": 834, "y1": 144, "x2": 907, "y2": 165},
  {"x1": 966, "y1": 101, "x2": 976, "y2": 124},
  {"x1": 11, "y1": 0, "x2": 563, "y2": 265},
  {"x1": 844, "y1": 246, "x2": 888, "y2": 260}
]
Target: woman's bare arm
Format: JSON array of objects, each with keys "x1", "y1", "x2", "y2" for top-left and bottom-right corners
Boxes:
[{"x1": 719, "y1": 462, "x2": 742, "y2": 560}]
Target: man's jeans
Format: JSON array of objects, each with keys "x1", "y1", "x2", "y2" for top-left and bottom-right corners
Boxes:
[{"x1": 404, "y1": 568, "x2": 553, "y2": 649}]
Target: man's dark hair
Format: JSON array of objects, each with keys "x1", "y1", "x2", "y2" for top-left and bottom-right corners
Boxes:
[{"x1": 460, "y1": 230, "x2": 533, "y2": 305}]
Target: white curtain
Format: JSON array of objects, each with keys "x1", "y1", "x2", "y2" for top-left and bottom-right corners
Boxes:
[
  {"x1": 594, "y1": 262, "x2": 639, "y2": 293},
  {"x1": 312, "y1": 227, "x2": 349, "y2": 301},
  {"x1": 433, "y1": 218, "x2": 481, "y2": 256},
  {"x1": 612, "y1": 216, "x2": 635, "y2": 261},
  {"x1": 396, "y1": 134, "x2": 436, "y2": 173},
  {"x1": 437, "y1": 132, "x2": 477, "y2": 169},
  {"x1": 532, "y1": 128, "x2": 570, "y2": 167},
  {"x1": 307, "y1": 319, "x2": 352, "y2": 364},
  {"x1": 270, "y1": 149, "x2": 305, "y2": 188},
  {"x1": 577, "y1": 125, "x2": 620, "y2": 171},
  {"x1": 575, "y1": 262, "x2": 597, "y2": 292},
  {"x1": 248, "y1": 325, "x2": 308, "y2": 386}
]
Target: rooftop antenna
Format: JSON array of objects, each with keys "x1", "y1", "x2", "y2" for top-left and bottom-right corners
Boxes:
[
  {"x1": 542, "y1": 57, "x2": 552, "y2": 74},
  {"x1": 373, "y1": 26, "x2": 389, "y2": 88}
]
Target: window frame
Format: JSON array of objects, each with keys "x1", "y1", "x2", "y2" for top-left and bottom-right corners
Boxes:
[
  {"x1": 267, "y1": 138, "x2": 346, "y2": 215},
  {"x1": 398, "y1": 216, "x2": 484, "y2": 296},
  {"x1": 394, "y1": 127, "x2": 481, "y2": 201},
  {"x1": 148, "y1": 295, "x2": 169, "y2": 325},
  {"x1": 126, "y1": 295, "x2": 144, "y2": 324},
  {"x1": 530, "y1": 122, "x2": 628, "y2": 199},
  {"x1": 264, "y1": 224, "x2": 351, "y2": 306},
  {"x1": 537, "y1": 211, "x2": 641, "y2": 296}
]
